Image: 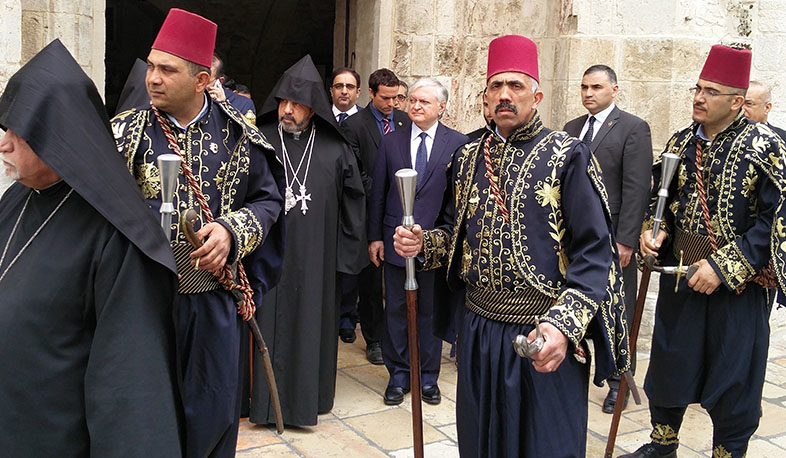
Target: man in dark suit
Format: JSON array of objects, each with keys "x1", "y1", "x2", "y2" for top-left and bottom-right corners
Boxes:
[
  {"x1": 342, "y1": 69, "x2": 411, "y2": 363},
  {"x1": 564, "y1": 64, "x2": 652, "y2": 414},
  {"x1": 330, "y1": 67, "x2": 362, "y2": 126},
  {"x1": 368, "y1": 78, "x2": 468, "y2": 405}
]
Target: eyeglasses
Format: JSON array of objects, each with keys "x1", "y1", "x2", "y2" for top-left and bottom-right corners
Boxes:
[
  {"x1": 396, "y1": 94, "x2": 407, "y2": 101},
  {"x1": 744, "y1": 100, "x2": 764, "y2": 107},
  {"x1": 689, "y1": 86, "x2": 741, "y2": 99},
  {"x1": 332, "y1": 83, "x2": 357, "y2": 90}
]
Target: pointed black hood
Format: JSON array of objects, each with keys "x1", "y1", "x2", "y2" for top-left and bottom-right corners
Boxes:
[
  {"x1": 115, "y1": 58, "x2": 150, "y2": 114},
  {"x1": 0, "y1": 39, "x2": 176, "y2": 273},
  {"x1": 259, "y1": 54, "x2": 345, "y2": 139}
]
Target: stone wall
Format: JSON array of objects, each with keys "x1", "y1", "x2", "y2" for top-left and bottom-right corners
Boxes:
[{"x1": 0, "y1": 0, "x2": 106, "y2": 192}]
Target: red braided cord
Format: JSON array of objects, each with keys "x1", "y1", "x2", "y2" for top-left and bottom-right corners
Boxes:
[
  {"x1": 694, "y1": 140, "x2": 718, "y2": 252},
  {"x1": 483, "y1": 135, "x2": 510, "y2": 223},
  {"x1": 150, "y1": 104, "x2": 256, "y2": 320}
]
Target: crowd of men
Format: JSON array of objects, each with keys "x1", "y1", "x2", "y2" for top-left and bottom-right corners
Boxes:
[{"x1": 0, "y1": 6, "x2": 784, "y2": 458}]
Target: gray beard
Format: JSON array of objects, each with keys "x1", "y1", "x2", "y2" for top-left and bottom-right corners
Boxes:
[{"x1": 279, "y1": 119, "x2": 310, "y2": 136}]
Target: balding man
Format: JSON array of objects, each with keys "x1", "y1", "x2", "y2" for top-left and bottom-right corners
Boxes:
[{"x1": 744, "y1": 80, "x2": 786, "y2": 140}]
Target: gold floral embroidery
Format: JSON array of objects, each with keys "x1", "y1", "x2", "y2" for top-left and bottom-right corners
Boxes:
[
  {"x1": 710, "y1": 241, "x2": 756, "y2": 290},
  {"x1": 541, "y1": 288, "x2": 598, "y2": 348},
  {"x1": 422, "y1": 228, "x2": 450, "y2": 270},
  {"x1": 135, "y1": 162, "x2": 161, "y2": 199},
  {"x1": 217, "y1": 208, "x2": 263, "y2": 260},
  {"x1": 651, "y1": 423, "x2": 679, "y2": 446},
  {"x1": 712, "y1": 444, "x2": 733, "y2": 458}
]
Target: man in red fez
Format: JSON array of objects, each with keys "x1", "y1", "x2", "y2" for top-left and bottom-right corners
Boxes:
[
  {"x1": 393, "y1": 34, "x2": 630, "y2": 457},
  {"x1": 112, "y1": 8, "x2": 285, "y2": 458},
  {"x1": 622, "y1": 45, "x2": 786, "y2": 458}
]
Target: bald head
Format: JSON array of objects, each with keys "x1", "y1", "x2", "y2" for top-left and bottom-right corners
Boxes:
[{"x1": 744, "y1": 80, "x2": 772, "y2": 123}]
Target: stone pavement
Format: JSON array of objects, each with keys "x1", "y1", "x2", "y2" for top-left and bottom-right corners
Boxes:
[{"x1": 237, "y1": 303, "x2": 786, "y2": 457}]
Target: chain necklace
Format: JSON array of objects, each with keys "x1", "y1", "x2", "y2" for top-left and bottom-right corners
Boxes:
[
  {"x1": 0, "y1": 188, "x2": 74, "y2": 285},
  {"x1": 278, "y1": 123, "x2": 316, "y2": 215}
]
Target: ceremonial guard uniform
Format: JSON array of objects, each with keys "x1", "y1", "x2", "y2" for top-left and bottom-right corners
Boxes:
[
  {"x1": 112, "y1": 9, "x2": 284, "y2": 458},
  {"x1": 410, "y1": 36, "x2": 630, "y2": 457},
  {"x1": 625, "y1": 45, "x2": 786, "y2": 458}
]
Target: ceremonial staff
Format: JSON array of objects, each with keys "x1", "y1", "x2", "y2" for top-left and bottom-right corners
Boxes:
[
  {"x1": 158, "y1": 161, "x2": 285, "y2": 434},
  {"x1": 157, "y1": 154, "x2": 181, "y2": 239},
  {"x1": 605, "y1": 152, "x2": 682, "y2": 457},
  {"x1": 395, "y1": 168, "x2": 424, "y2": 458}
]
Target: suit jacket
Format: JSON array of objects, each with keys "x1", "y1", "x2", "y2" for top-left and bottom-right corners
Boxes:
[
  {"x1": 342, "y1": 103, "x2": 411, "y2": 194},
  {"x1": 768, "y1": 122, "x2": 786, "y2": 142},
  {"x1": 564, "y1": 106, "x2": 652, "y2": 247},
  {"x1": 368, "y1": 122, "x2": 468, "y2": 267}
]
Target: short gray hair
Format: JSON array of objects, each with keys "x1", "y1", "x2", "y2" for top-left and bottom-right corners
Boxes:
[
  {"x1": 529, "y1": 75, "x2": 539, "y2": 94},
  {"x1": 749, "y1": 80, "x2": 772, "y2": 103},
  {"x1": 409, "y1": 77, "x2": 448, "y2": 104}
]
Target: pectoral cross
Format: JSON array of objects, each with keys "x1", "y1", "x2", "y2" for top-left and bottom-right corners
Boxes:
[{"x1": 296, "y1": 184, "x2": 311, "y2": 215}]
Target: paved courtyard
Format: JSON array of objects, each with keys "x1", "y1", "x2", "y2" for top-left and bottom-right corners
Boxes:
[{"x1": 237, "y1": 286, "x2": 786, "y2": 457}]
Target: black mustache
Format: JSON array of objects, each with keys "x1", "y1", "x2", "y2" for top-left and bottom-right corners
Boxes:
[
  {"x1": 495, "y1": 102, "x2": 518, "y2": 114},
  {"x1": 280, "y1": 114, "x2": 296, "y2": 122}
]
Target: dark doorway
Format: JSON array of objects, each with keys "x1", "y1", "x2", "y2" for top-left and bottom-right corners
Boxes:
[{"x1": 105, "y1": 0, "x2": 335, "y2": 115}]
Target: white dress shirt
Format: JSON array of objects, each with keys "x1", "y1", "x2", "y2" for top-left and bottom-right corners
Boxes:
[
  {"x1": 410, "y1": 122, "x2": 439, "y2": 167},
  {"x1": 332, "y1": 104, "x2": 359, "y2": 122},
  {"x1": 578, "y1": 102, "x2": 616, "y2": 141}
]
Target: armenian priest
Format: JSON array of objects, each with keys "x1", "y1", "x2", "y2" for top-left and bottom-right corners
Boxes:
[
  {"x1": 249, "y1": 55, "x2": 366, "y2": 427},
  {"x1": 0, "y1": 40, "x2": 182, "y2": 457}
]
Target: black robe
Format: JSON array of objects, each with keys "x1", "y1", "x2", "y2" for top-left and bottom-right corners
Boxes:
[
  {"x1": 0, "y1": 182, "x2": 181, "y2": 457},
  {"x1": 250, "y1": 121, "x2": 366, "y2": 426}
]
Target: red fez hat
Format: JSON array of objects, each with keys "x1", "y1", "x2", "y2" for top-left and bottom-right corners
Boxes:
[
  {"x1": 487, "y1": 35, "x2": 539, "y2": 83},
  {"x1": 151, "y1": 9, "x2": 216, "y2": 68},
  {"x1": 699, "y1": 44, "x2": 751, "y2": 89}
]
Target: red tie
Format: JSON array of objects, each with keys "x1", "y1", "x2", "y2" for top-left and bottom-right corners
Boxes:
[{"x1": 382, "y1": 117, "x2": 392, "y2": 135}]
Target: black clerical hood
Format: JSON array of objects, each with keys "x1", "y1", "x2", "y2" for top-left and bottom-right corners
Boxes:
[
  {"x1": 259, "y1": 54, "x2": 345, "y2": 139},
  {"x1": 0, "y1": 40, "x2": 176, "y2": 273},
  {"x1": 115, "y1": 58, "x2": 149, "y2": 115}
]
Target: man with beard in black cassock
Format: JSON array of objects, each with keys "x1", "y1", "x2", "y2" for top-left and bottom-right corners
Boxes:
[
  {"x1": 250, "y1": 55, "x2": 367, "y2": 427},
  {"x1": 0, "y1": 40, "x2": 182, "y2": 457}
]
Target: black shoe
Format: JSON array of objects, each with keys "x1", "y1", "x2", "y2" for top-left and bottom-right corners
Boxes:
[
  {"x1": 602, "y1": 387, "x2": 629, "y2": 414},
  {"x1": 366, "y1": 342, "x2": 383, "y2": 365},
  {"x1": 383, "y1": 386, "x2": 409, "y2": 405},
  {"x1": 339, "y1": 328, "x2": 356, "y2": 343},
  {"x1": 421, "y1": 384, "x2": 441, "y2": 405},
  {"x1": 618, "y1": 443, "x2": 677, "y2": 458}
]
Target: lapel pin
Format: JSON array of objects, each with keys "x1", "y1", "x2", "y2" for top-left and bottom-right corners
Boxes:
[{"x1": 608, "y1": 121, "x2": 613, "y2": 127}]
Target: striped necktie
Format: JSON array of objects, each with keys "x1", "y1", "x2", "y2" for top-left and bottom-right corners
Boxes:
[{"x1": 382, "y1": 117, "x2": 392, "y2": 135}]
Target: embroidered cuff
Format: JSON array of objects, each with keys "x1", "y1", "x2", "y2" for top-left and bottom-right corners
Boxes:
[
  {"x1": 708, "y1": 241, "x2": 756, "y2": 290},
  {"x1": 216, "y1": 208, "x2": 263, "y2": 262},
  {"x1": 422, "y1": 228, "x2": 450, "y2": 270},
  {"x1": 540, "y1": 288, "x2": 599, "y2": 349}
]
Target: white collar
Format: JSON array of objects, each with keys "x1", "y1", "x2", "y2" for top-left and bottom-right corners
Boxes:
[
  {"x1": 411, "y1": 121, "x2": 439, "y2": 141},
  {"x1": 166, "y1": 93, "x2": 209, "y2": 130},
  {"x1": 587, "y1": 102, "x2": 616, "y2": 125},
  {"x1": 332, "y1": 104, "x2": 359, "y2": 118}
]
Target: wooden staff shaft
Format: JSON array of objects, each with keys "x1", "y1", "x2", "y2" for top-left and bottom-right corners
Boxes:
[
  {"x1": 406, "y1": 288, "x2": 424, "y2": 458},
  {"x1": 605, "y1": 265, "x2": 652, "y2": 457}
]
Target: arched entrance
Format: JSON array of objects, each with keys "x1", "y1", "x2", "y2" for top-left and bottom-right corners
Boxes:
[{"x1": 104, "y1": 0, "x2": 336, "y2": 114}]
